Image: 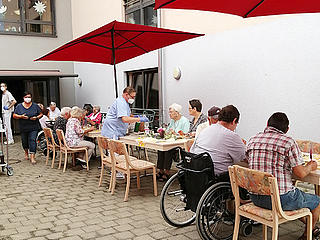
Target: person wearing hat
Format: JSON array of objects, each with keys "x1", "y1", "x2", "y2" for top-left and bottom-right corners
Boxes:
[
  {"x1": 188, "y1": 99, "x2": 208, "y2": 135},
  {"x1": 48, "y1": 102, "x2": 61, "y2": 120},
  {"x1": 157, "y1": 103, "x2": 190, "y2": 181},
  {"x1": 195, "y1": 106, "x2": 221, "y2": 138}
]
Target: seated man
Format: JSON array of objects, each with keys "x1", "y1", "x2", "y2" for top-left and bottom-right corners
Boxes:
[
  {"x1": 190, "y1": 105, "x2": 246, "y2": 181},
  {"x1": 247, "y1": 112, "x2": 320, "y2": 240},
  {"x1": 195, "y1": 106, "x2": 220, "y2": 138},
  {"x1": 48, "y1": 102, "x2": 61, "y2": 120},
  {"x1": 53, "y1": 107, "x2": 71, "y2": 144}
]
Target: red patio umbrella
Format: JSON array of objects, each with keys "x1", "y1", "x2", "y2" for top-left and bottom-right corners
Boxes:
[
  {"x1": 35, "y1": 20, "x2": 204, "y2": 97},
  {"x1": 155, "y1": 0, "x2": 320, "y2": 18}
]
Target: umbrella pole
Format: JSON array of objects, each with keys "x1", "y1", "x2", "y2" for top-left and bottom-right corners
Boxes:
[{"x1": 111, "y1": 27, "x2": 118, "y2": 98}]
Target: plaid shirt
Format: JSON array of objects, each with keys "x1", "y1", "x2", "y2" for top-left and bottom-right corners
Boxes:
[{"x1": 246, "y1": 126, "x2": 304, "y2": 195}]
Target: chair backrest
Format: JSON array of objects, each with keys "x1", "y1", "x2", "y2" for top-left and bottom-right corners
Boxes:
[
  {"x1": 43, "y1": 128, "x2": 54, "y2": 148},
  {"x1": 109, "y1": 139, "x2": 134, "y2": 169},
  {"x1": 229, "y1": 165, "x2": 287, "y2": 219},
  {"x1": 56, "y1": 129, "x2": 68, "y2": 149},
  {"x1": 311, "y1": 141, "x2": 320, "y2": 154},
  {"x1": 296, "y1": 139, "x2": 310, "y2": 153},
  {"x1": 184, "y1": 139, "x2": 195, "y2": 152},
  {"x1": 97, "y1": 136, "x2": 109, "y2": 160}
]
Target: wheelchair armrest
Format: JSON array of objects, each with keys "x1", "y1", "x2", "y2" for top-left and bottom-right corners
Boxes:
[{"x1": 177, "y1": 165, "x2": 212, "y2": 174}]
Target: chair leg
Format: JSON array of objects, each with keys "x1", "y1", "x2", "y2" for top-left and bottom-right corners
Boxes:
[
  {"x1": 152, "y1": 167, "x2": 157, "y2": 196},
  {"x1": 45, "y1": 147, "x2": 50, "y2": 165},
  {"x1": 111, "y1": 170, "x2": 116, "y2": 195},
  {"x1": 58, "y1": 150, "x2": 62, "y2": 169},
  {"x1": 272, "y1": 226, "x2": 278, "y2": 240},
  {"x1": 99, "y1": 164, "x2": 104, "y2": 187},
  {"x1": 136, "y1": 172, "x2": 140, "y2": 189},
  {"x1": 262, "y1": 224, "x2": 268, "y2": 240},
  {"x1": 85, "y1": 150, "x2": 89, "y2": 171},
  {"x1": 306, "y1": 214, "x2": 312, "y2": 240},
  {"x1": 232, "y1": 212, "x2": 240, "y2": 240},
  {"x1": 108, "y1": 167, "x2": 113, "y2": 192},
  {"x1": 124, "y1": 171, "x2": 130, "y2": 202},
  {"x1": 144, "y1": 148, "x2": 149, "y2": 161},
  {"x1": 51, "y1": 149, "x2": 56, "y2": 168},
  {"x1": 63, "y1": 151, "x2": 68, "y2": 172}
]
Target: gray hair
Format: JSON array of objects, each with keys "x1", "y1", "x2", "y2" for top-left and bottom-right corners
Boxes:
[
  {"x1": 70, "y1": 108, "x2": 85, "y2": 119},
  {"x1": 50, "y1": 102, "x2": 56, "y2": 106},
  {"x1": 61, "y1": 107, "x2": 71, "y2": 116},
  {"x1": 93, "y1": 105, "x2": 101, "y2": 112},
  {"x1": 169, "y1": 103, "x2": 182, "y2": 114}
]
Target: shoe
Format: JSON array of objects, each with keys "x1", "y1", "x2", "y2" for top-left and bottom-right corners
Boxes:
[
  {"x1": 81, "y1": 164, "x2": 87, "y2": 169},
  {"x1": 76, "y1": 157, "x2": 86, "y2": 163},
  {"x1": 4, "y1": 140, "x2": 14, "y2": 145},
  {"x1": 116, "y1": 172, "x2": 125, "y2": 179}
]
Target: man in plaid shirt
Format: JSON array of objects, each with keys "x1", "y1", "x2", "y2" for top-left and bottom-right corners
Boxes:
[{"x1": 247, "y1": 112, "x2": 320, "y2": 240}]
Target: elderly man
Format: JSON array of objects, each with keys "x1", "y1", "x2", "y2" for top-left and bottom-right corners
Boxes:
[
  {"x1": 247, "y1": 112, "x2": 320, "y2": 240},
  {"x1": 190, "y1": 105, "x2": 245, "y2": 181},
  {"x1": 48, "y1": 102, "x2": 61, "y2": 120},
  {"x1": 1, "y1": 83, "x2": 16, "y2": 144},
  {"x1": 53, "y1": 107, "x2": 71, "y2": 143},
  {"x1": 195, "y1": 106, "x2": 220, "y2": 138},
  {"x1": 101, "y1": 87, "x2": 148, "y2": 139},
  {"x1": 157, "y1": 103, "x2": 190, "y2": 181}
]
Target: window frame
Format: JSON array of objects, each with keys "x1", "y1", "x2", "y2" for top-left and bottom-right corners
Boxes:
[
  {"x1": 0, "y1": 0, "x2": 56, "y2": 37},
  {"x1": 124, "y1": 0, "x2": 157, "y2": 27}
]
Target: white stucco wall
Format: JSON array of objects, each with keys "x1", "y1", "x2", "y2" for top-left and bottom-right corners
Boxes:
[
  {"x1": 162, "y1": 13, "x2": 320, "y2": 141},
  {"x1": 0, "y1": 0, "x2": 75, "y2": 106}
]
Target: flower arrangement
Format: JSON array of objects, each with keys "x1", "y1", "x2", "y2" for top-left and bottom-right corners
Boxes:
[{"x1": 157, "y1": 128, "x2": 165, "y2": 138}]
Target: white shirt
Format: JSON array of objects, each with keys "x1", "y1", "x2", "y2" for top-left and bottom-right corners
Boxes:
[
  {"x1": 195, "y1": 121, "x2": 209, "y2": 138},
  {"x1": 190, "y1": 123, "x2": 246, "y2": 175},
  {"x1": 39, "y1": 115, "x2": 49, "y2": 129},
  {"x1": 2, "y1": 90, "x2": 15, "y2": 113},
  {"x1": 48, "y1": 107, "x2": 61, "y2": 120}
]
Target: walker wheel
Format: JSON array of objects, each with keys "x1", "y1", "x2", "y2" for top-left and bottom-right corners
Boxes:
[{"x1": 6, "y1": 166, "x2": 13, "y2": 176}]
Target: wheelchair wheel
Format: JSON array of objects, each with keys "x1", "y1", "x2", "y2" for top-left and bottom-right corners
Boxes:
[
  {"x1": 160, "y1": 172, "x2": 196, "y2": 227},
  {"x1": 196, "y1": 182, "x2": 234, "y2": 240}
]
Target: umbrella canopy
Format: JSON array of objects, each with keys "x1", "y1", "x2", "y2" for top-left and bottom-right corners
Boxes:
[
  {"x1": 155, "y1": 0, "x2": 320, "y2": 18},
  {"x1": 36, "y1": 20, "x2": 204, "y2": 97}
]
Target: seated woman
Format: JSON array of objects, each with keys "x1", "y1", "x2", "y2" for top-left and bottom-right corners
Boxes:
[
  {"x1": 157, "y1": 103, "x2": 190, "y2": 181},
  {"x1": 86, "y1": 105, "x2": 102, "y2": 126},
  {"x1": 65, "y1": 108, "x2": 95, "y2": 168},
  {"x1": 188, "y1": 99, "x2": 207, "y2": 136},
  {"x1": 39, "y1": 108, "x2": 50, "y2": 129}
]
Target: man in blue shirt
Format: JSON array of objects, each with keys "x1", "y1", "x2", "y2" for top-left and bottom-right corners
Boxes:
[{"x1": 101, "y1": 87, "x2": 148, "y2": 139}]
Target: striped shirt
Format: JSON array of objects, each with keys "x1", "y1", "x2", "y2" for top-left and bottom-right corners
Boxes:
[{"x1": 246, "y1": 126, "x2": 304, "y2": 195}]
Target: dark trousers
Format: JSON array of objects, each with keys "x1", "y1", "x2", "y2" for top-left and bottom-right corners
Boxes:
[
  {"x1": 21, "y1": 130, "x2": 38, "y2": 154},
  {"x1": 157, "y1": 149, "x2": 179, "y2": 170}
]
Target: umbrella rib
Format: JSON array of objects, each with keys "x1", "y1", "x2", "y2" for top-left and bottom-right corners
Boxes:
[
  {"x1": 156, "y1": 0, "x2": 177, "y2": 9},
  {"x1": 83, "y1": 40, "x2": 112, "y2": 50},
  {"x1": 114, "y1": 31, "x2": 148, "y2": 53},
  {"x1": 244, "y1": 0, "x2": 265, "y2": 18}
]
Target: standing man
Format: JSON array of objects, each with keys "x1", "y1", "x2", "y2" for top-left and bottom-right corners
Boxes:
[
  {"x1": 101, "y1": 87, "x2": 148, "y2": 139},
  {"x1": 1, "y1": 83, "x2": 16, "y2": 144}
]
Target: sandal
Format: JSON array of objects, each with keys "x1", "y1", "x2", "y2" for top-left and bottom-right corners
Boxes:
[
  {"x1": 156, "y1": 172, "x2": 163, "y2": 180},
  {"x1": 313, "y1": 226, "x2": 320, "y2": 239},
  {"x1": 161, "y1": 173, "x2": 170, "y2": 182}
]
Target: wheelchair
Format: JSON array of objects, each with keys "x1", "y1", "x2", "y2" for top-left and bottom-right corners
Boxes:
[{"x1": 160, "y1": 147, "x2": 253, "y2": 240}]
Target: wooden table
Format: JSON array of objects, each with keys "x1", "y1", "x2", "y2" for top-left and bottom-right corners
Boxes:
[
  {"x1": 85, "y1": 129, "x2": 101, "y2": 139},
  {"x1": 119, "y1": 134, "x2": 187, "y2": 152}
]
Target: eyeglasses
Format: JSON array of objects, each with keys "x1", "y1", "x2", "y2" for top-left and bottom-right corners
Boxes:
[{"x1": 128, "y1": 93, "x2": 135, "y2": 99}]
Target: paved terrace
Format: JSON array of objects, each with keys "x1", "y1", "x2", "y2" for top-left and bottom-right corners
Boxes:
[{"x1": 0, "y1": 138, "x2": 312, "y2": 240}]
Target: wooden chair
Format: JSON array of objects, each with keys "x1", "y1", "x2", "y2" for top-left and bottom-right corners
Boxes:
[
  {"x1": 56, "y1": 129, "x2": 89, "y2": 172},
  {"x1": 43, "y1": 128, "x2": 60, "y2": 168},
  {"x1": 184, "y1": 139, "x2": 194, "y2": 152},
  {"x1": 108, "y1": 139, "x2": 157, "y2": 202},
  {"x1": 296, "y1": 139, "x2": 311, "y2": 153},
  {"x1": 229, "y1": 165, "x2": 312, "y2": 240}
]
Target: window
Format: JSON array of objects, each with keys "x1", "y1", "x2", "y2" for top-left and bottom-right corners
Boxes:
[
  {"x1": 124, "y1": 0, "x2": 157, "y2": 27},
  {"x1": 0, "y1": 0, "x2": 55, "y2": 36},
  {"x1": 127, "y1": 68, "x2": 159, "y2": 127}
]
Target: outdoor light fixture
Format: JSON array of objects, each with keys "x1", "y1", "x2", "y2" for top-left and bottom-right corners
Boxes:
[{"x1": 173, "y1": 67, "x2": 181, "y2": 80}]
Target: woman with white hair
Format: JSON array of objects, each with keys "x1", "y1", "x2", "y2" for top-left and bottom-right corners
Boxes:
[
  {"x1": 53, "y1": 107, "x2": 72, "y2": 143},
  {"x1": 65, "y1": 108, "x2": 95, "y2": 168},
  {"x1": 86, "y1": 105, "x2": 102, "y2": 126},
  {"x1": 157, "y1": 103, "x2": 190, "y2": 181}
]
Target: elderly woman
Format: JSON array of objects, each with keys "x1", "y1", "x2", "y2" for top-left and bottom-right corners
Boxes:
[
  {"x1": 65, "y1": 108, "x2": 95, "y2": 168},
  {"x1": 157, "y1": 103, "x2": 190, "y2": 181},
  {"x1": 13, "y1": 92, "x2": 43, "y2": 164},
  {"x1": 188, "y1": 99, "x2": 207, "y2": 135},
  {"x1": 86, "y1": 105, "x2": 102, "y2": 126},
  {"x1": 53, "y1": 107, "x2": 72, "y2": 143}
]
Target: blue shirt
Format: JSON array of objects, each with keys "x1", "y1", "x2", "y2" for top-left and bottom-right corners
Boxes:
[
  {"x1": 101, "y1": 97, "x2": 131, "y2": 139},
  {"x1": 167, "y1": 116, "x2": 190, "y2": 134},
  {"x1": 14, "y1": 102, "x2": 41, "y2": 132}
]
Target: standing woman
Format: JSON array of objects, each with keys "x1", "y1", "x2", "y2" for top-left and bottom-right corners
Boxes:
[
  {"x1": 188, "y1": 99, "x2": 207, "y2": 135},
  {"x1": 13, "y1": 92, "x2": 42, "y2": 164}
]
